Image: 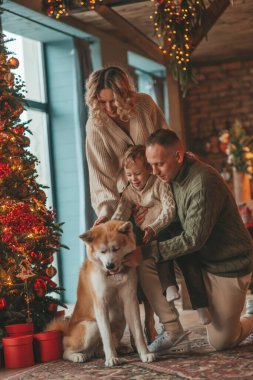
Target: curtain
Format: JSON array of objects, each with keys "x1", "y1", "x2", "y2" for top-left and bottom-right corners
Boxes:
[
  {"x1": 153, "y1": 75, "x2": 165, "y2": 114},
  {"x1": 73, "y1": 37, "x2": 96, "y2": 231}
]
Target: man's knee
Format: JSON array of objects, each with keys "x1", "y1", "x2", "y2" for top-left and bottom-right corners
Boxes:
[{"x1": 208, "y1": 333, "x2": 238, "y2": 351}]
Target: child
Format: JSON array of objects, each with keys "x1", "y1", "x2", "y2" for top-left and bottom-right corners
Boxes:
[{"x1": 112, "y1": 145, "x2": 211, "y2": 325}]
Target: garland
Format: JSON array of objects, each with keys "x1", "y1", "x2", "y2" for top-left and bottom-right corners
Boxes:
[
  {"x1": 150, "y1": 0, "x2": 208, "y2": 95},
  {"x1": 42, "y1": 0, "x2": 102, "y2": 18}
]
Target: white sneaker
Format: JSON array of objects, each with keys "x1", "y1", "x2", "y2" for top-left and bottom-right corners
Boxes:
[
  {"x1": 167, "y1": 286, "x2": 180, "y2": 302},
  {"x1": 245, "y1": 299, "x2": 253, "y2": 314},
  {"x1": 147, "y1": 329, "x2": 191, "y2": 355}
]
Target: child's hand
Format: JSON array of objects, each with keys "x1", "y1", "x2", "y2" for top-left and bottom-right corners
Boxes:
[{"x1": 143, "y1": 226, "x2": 155, "y2": 244}]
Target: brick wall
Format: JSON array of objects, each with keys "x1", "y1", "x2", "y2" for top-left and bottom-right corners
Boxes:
[
  {"x1": 185, "y1": 59, "x2": 253, "y2": 149},
  {"x1": 185, "y1": 59, "x2": 253, "y2": 193}
]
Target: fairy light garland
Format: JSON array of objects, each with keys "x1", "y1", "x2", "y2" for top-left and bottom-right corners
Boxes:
[
  {"x1": 42, "y1": 0, "x2": 103, "y2": 19},
  {"x1": 150, "y1": 0, "x2": 208, "y2": 95}
]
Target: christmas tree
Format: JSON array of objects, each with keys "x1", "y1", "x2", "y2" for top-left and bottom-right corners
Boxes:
[{"x1": 0, "y1": 33, "x2": 67, "y2": 338}]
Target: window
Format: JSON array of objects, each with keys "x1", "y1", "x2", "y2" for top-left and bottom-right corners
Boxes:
[{"x1": 4, "y1": 31, "x2": 53, "y2": 207}]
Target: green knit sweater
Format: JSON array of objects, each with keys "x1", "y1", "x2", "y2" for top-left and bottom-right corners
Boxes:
[{"x1": 144, "y1": 155, "x2": 253, "y2": 277}]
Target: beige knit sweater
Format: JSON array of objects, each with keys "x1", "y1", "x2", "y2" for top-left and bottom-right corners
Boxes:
[
  {"x1": 112, "y1": 175, "x2": 176, "y2": 235},
  {"x1": 86, "y1": 93, "x2": 169, "y2": 218}
]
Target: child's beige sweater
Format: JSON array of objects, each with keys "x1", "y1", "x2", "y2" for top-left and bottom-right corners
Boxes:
[{"x1": 112, "y1": 175, "x2": 175, "y2": 235}]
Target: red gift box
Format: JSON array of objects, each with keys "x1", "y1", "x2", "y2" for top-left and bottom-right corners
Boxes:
[
  {"x1": 33, "y1": 330, "x2": 63, "y2": 363},
  {"x1": 2, "y1": 334, "x2": 34, "y2": 369},
  {"x1": 5, "y1": 323, "x2": 34, "y2": 337}
]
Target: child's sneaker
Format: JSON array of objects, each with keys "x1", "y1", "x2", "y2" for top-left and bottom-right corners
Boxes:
[
  {"x1": 167, "y1": 285, "x2": 180, "y2": 302},
  {"x1": 245, "y1": 299, "x2": 253, "y2": 315},
  {"x1": 147, "y1": 329, "x2": 191, "y2": 355}
]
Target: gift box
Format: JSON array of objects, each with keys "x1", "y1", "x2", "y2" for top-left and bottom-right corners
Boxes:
[
  {"x1": 5, "y1": 323, "x2": 34, "y2": 337},
  {"x1": 33, "y1": 330, "x2": 62, "y2": 363},
  {"x1": 2, "y1": 334, "x2": 34, "y2": 369}
]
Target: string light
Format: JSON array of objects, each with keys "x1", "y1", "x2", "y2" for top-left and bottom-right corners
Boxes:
[
  {"x1": 150, "y1": 0, "x2": 208, "y2": 95},
  {"x1": 42, "y1": 0, "x2": 103, "y2": 18}
]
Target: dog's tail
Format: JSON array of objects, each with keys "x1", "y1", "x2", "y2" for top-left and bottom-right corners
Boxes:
[{"x1": 45, "y1": 317, "x2": 70, "y2": 334}]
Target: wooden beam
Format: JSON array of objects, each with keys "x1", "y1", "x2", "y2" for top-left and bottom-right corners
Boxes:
[
  {"x1": 95, "y1": 5, "x2": 164, "y2": 65},
  {"x1": 191, "y1": 0, "x2": 230, "y2": 52}
]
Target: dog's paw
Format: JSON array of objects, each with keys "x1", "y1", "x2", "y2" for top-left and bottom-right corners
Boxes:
[
  {"x1": 117, "y1": 344, "x2": 134, "y2": 355},
  {"x1": 140, "y1": 352, "x2": 156, "y2": 363},
  {"x1": 64, "y1": 352, "x2": 88, "y2": 363},
  {"x1": 105, "y1": 356, "x2": 126, "y2": 367}
]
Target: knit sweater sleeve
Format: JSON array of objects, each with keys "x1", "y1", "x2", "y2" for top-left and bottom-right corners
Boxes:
[
  {"x1": 143, "y1": 174, "x2": 227, "y2": 262},
  {"x1": 86, "y1": 123, "x2": 120, "y2": 219},
  {"x1": 148, "y1": 182, "x2": 176, "y2": 235},
  {"x1": 111, "y1": 191, "x2": 133, "y2": 222}
]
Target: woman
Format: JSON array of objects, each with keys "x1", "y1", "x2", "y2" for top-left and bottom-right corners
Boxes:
[{"x1": 85, "y1": 66, "x2": 169, "y2": 224}]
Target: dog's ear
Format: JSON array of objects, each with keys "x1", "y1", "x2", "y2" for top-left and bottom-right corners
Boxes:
[
  {"x1": 79, "y1": 230, "x2": 94, "y2": 243},
  {"x1": 117, "y1": 221, "x2": 133, "y2": 234}
]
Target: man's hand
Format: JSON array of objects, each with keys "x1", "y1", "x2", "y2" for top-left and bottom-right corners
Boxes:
[
  {"x1": 123, "y1": 247, "x2": 143, "y2": 267},
  {"x1": 93, "y1": 216, "x2": 108, "y2": 227},
  {"x1": 133, "y1": 205, "x2": 148, "y2": 226},
  {"x1": 143, "y1": 226, "x2": 155, "y2": 244}
]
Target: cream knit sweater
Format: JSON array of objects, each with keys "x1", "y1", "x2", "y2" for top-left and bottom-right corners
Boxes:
[
  {"x1": 86, "y1": 93, "x2": 169, "y2": 218},
  {"x1": 112, "y1": 175, "x2": 175, "y2": 235}
]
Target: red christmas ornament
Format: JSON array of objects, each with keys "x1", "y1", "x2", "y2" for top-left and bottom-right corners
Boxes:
[
  {"x1": 45, "y1": 266, "x2": 57, "y2": 278},
  {"x1": 13, "y1": 125, "x2": 25, "y2": 135},
  {"x1": 0, "y1": 297, "x2": 6, "y2": 310},
  {"x1": 7, "y1": 57, "x2": 19, "y2": 69}
]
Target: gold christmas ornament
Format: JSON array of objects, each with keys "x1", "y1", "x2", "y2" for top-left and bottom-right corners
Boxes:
[{"x1": 7, "y1": 57, "x2": 20, "y2": 69}]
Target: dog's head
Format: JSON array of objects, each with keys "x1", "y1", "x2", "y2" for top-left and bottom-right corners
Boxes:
[{"x1": 80, "y1": 220, "x2": 136, "y2": 275}]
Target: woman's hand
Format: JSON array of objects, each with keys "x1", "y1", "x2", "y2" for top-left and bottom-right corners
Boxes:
[
  {"x1": 122, "y1": 247, "x2": 143, "y2": 267},
  {"x1": 143, "y1": 226, "x2": 155, "y2": 244},
  {"x1": 93, "y1": 216, "x2": 109, "y2": 227},
  {"x1": 133, "y1": 205, "x2": 148, "y2": 226}
]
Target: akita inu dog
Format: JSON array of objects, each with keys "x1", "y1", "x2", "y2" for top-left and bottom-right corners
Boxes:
[{"x1": 48, "y1": 220, "x2": 155, "y2": 367}]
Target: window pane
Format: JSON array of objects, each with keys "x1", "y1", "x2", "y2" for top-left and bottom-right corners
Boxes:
[
  {"x1": 3, "y1": 31, "x2": 46, "y2": 103},
  {"x1": 22, "y1": 109, "x2": 53, "y2": 208}
]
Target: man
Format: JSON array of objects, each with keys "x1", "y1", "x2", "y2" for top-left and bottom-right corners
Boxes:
[{"x1": 126, "y1": 129, "x2": 253, "y2": 355}]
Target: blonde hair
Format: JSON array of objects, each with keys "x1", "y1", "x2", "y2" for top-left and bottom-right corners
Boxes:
[
  {"x1": 122, "y1": 145, "x2": 150, "y2": 170},
  {"x1": 85, "y1": 66, "x2": 136, "y2": 125}
]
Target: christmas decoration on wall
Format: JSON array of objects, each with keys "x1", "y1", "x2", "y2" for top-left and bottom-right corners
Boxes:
[
  {"x1": 219, "y1": 119, "x2": 253, "y2": 174},
  {"x1": 0, "y1": 34, "x2": 68, "y2": 336},
  {"x1": 150, "y1": 0, "x2": 209, "y2": 95},
  {"x1": 42, "y1": 0, "x2": 103, "y2": 19}
]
